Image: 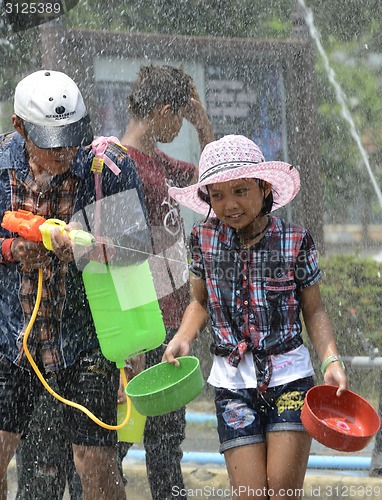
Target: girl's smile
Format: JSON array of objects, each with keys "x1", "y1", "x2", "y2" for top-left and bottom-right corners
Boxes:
[{"x1": 208, "y1": 178, "x2": 271, "y2": 240}]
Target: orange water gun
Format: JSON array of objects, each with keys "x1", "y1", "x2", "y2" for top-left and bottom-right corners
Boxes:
[{"x1": 2, "y1": 209, "x2": 95, "y2": 249}]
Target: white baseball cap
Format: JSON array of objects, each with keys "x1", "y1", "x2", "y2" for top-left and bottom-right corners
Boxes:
[{"x1": 14, "y1": 70, "x2": 93, "y2": 149}]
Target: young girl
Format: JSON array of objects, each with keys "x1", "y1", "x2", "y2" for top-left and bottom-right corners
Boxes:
[{"x1": 163, "y1": 135, "x2": 348, "y2": 499}]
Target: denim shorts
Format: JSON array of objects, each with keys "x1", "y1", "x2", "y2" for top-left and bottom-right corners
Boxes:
[
  {"x1": 214, "y1": 376, "x2": 314, "y2": 453},
  {"x1": 0, "y1": 349, "x2": 119, "y2": 446}
]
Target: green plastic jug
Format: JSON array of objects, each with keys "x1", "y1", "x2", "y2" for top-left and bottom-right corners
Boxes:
[{"x1": 82, "y1": 260, "x2": 166, "y2": 368}]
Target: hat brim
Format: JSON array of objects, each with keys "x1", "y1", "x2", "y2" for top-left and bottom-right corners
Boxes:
[
  {"x1": 169, "y1": 161, "x2": 300, "y2": 216},
  {"x1": 23, "y1": 113, "x2": 93, "y2": 149}
]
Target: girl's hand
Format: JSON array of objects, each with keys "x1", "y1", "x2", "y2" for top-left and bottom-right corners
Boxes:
[
  {"x1": 323, "y1": 361, "x2": 349, "y2": 397},
  {"x1": 163, "y1": 278, "x2": 208, "y2": 365},
  {"x1": 300, "y1": 284, "x2": 350, "y2": 398},
  {"x1": 162, "y1": 335, "x2": 191, "y2": 366}
]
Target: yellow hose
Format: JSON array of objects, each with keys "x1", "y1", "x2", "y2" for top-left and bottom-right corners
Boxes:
[{"x1": 22, "y1": 268, "x2": 131, "y2": 430}]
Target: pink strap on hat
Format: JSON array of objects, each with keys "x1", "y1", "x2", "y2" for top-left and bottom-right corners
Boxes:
[{"x1": 91, "y1": 136, "x2": 122, "y2": 176}]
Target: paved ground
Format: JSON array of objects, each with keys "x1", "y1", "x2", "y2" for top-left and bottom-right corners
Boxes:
[
  {"x1": 7, "y1": 411, "x2": 382, "y2": 499},
  {"x1": 7, "y1": 460, "x2": 382, "y2": 500}
]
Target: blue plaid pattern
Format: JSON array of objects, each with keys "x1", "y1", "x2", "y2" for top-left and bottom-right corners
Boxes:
[{"x1": 189, "y1": 216, "x2": 321, "y2": 391}]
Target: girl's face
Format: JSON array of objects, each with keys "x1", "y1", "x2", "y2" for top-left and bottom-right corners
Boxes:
[{"x1": 209, "y1": 178, "x2": 270, "y2": 230}]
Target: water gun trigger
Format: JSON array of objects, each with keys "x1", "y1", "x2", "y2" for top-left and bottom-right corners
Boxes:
[
  {"x1": 40, "y1": 219, "x2": 66, "y2": 251},
  {"x1": 40, "y1": 219, "x2": 96, "y2": 251}
]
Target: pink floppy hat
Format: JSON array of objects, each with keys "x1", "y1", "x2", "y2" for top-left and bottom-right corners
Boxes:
[{"x1": 169, "y1": 134, "x2": 300, "y2": 216}]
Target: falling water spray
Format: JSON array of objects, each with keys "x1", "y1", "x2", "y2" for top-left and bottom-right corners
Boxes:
[{"x1": 298, "y1": 0, "x2": 382, "y2": 210}]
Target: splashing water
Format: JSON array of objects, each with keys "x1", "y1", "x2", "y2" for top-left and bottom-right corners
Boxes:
[{"x1": 298, "y1": 0, "x2": 382, "y2": 210}]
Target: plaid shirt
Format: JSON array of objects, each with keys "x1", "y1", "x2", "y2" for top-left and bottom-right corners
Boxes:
[
  {"x1": 0, "y1": 132, "x2": 148, "y2": 373},
  {"x1": 189, "y1": 216, "x2": 321, "y2": 391},
  {"x1": 9, "y1": 167, "x2": 80, "y2": 372}
]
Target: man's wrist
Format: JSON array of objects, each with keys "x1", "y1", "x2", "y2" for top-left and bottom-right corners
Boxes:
[{"x1": 1, "y1": 238, "x2": 16, "y2": 263}]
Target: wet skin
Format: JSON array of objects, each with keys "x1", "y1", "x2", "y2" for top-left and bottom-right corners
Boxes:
[
  {"x1": 10, "y1": 114, "x2": 80, "y2": 268},
  {"x1": 208, "y1": 178, "x2": 271, "y2": 241}
]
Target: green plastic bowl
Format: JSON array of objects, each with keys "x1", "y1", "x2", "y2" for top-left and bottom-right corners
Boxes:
[{"x1": 125, "y1": 356, "x2": 204, "y2": 416}]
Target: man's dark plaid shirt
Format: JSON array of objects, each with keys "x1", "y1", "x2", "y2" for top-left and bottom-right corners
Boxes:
[{"x1": 0, "y1": 133, "x2": 147, "y2": 373}]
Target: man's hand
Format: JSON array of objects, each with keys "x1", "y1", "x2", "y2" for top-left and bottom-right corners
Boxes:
[
  {"x1": 49, "y1": 226, "x2": 76, "y2": 263},
  {"x1": 182, "y1": 84, "x2": 215, "y2": 152},
  {"x1": 118, "y1": 354, "x2": 146, "y2": 404},
  {"x1": 183, "y1": 86, "x2": 206, "y2": 127},
  {"x1": 11, "y1": 237, "x2": 51, "y2": 269},
  {"x1": 49, "y1": 223, "x2": 93, "y2": 263}
]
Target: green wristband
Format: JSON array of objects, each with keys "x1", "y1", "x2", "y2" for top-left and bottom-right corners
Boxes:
[{"x1": 321, "y1": 355, "x2": 345, "y2": 376}]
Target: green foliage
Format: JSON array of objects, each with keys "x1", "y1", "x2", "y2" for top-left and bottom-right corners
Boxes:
[
  {"x1": 64, "y1": 0, "x2": 296, "y2": 39},
  {"x1": 319, "y1": 253, "x2": 382, "y2": 352},
  {"x1": 315, "y1": 40, "x2": 382, "y2": 222},
  {"x1": 309, "y1": 0, "x2": 381, "y2": 45},
  {"x1": 0, "y1": 20, "x2": 40, "y2": 104},
  {"x1": 305, "y1": 253, "x2": 382, "y2": 395}
]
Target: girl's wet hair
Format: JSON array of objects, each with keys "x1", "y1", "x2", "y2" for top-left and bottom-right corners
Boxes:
[
  {"x1": 197, "y1": 188, "x2": 212, "y2": 221},
  {"x1": 256, "y1": 179, "x2": 274, "y2": 215},
  {"x1": 197, "y1": 179, "x2": 274, "y2": 216},
  {"x1": 197, "y1": 187, "x2": 211, "y2": 205}
]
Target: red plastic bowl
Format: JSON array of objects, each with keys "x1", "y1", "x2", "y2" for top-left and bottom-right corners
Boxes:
[{"x1": 301, "y1": 385, "x2": 380, "y2": 452}]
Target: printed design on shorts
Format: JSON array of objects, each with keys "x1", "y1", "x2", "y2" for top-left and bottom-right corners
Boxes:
[
  {"x1": 275, "y1": 390, "x2": 305, "y2": 414},
  {"x1": 222, "y1": 400, "x2": 256, "y2": 429}
]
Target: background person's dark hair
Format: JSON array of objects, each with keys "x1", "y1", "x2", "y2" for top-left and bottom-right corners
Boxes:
[{"x1": 128, "y1": 64, "x2": 193, "y2": 118}]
